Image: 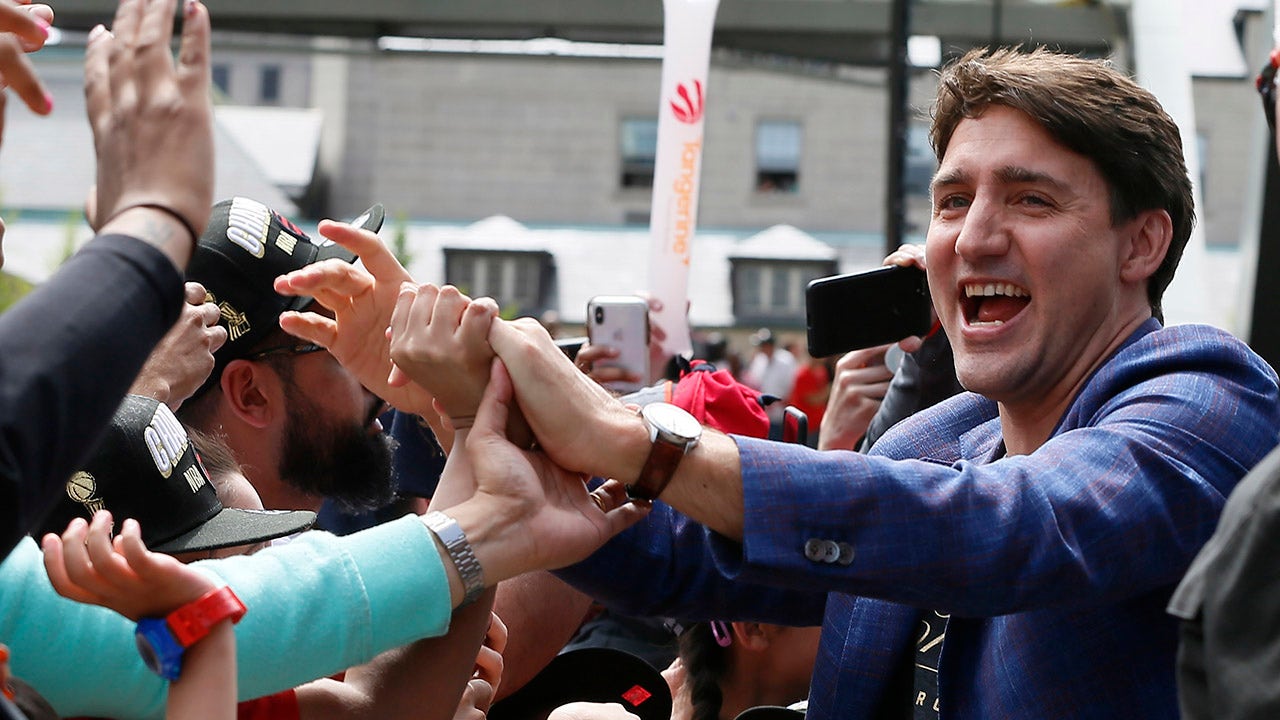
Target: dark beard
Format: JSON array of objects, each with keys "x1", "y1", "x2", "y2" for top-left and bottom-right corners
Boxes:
[{"x1": 277, "y1": 399, "x2": 396, "y2": 512}]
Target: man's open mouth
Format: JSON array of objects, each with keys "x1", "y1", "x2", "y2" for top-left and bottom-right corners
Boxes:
[{"x1": 961, "y1": 282, "x2": 1030, "y2": 327}]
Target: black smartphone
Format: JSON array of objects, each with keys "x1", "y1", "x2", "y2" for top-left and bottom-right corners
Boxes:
[{"x1": 805, "y1": 265, "x2": 932, "y2": 358}]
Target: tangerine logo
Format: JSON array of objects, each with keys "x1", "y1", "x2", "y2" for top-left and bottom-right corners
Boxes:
[{"x1": 670, "y1": 79, "x2": 704, "y2": 124}]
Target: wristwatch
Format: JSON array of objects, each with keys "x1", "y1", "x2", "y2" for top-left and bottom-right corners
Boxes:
[
  {"x1": 135, "y1": 586, "x2": 247, "y2": 681},
  {"x1": 626, "y1": 402, "x2": 703, "y2": 501},
  {"x1": 424, "y1": 510, "x2": 486, "y2": 606}
]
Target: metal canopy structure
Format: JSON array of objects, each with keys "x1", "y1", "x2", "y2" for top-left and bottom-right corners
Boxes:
[{"x1": 50, "y1": 0, "x2": 1127, "y2": 64}]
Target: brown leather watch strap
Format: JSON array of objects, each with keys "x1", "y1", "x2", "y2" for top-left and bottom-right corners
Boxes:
[{"x1": 627, "y1": 437, "x2": 685, "y2": 500}]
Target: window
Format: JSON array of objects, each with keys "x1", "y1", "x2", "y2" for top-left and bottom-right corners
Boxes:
[
  {"x1": 731, "y1": 259, "x2": 837, "y2": 324},
  {"x1": 444, "y1": 250, "x2": 553, "y2": 317},
  {"x1": 211, "y1": 64, "x2": 230, "y2": 95},
  {"x1": 259, "y1": 65, "x2": 281, "y2": 104},
  {"x1": 620, "y1": 117, "x2": 658, "y2": 188},
  {"x1": 755, "y1": 120, "x2": 801, "y2": 193}
]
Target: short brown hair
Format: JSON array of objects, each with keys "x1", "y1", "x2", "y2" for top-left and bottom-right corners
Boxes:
[{"x1": 930, "y1": 47, "x2": 1195, "y2": 322}]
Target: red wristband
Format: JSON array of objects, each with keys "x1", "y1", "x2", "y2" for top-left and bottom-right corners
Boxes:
[{"x1": 166, "y1": 586, "x2": 247, "y2": 647}]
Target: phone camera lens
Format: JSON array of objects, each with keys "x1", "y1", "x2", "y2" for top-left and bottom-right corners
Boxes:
[{"x1": 594, "y1": 306, "x2": 605, "y2": 324}]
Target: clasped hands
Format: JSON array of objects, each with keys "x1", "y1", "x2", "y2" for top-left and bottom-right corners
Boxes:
[{"x1": 272, "y1": 217, "x2": 648, "y2": 577}]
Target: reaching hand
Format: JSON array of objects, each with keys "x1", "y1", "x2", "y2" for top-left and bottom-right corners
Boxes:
[
  {"x1": 450, "y1": 359, "x2": 648, "y2": 585},
  {"x1": 387, "y1": 284, "x2": 499, "y2": 424},
  {"x1": 274, "y1": 220, "x2": 442, "y2": 420},
  {"x1": 130, "y1": 282, "x2": 227, "y2": 409},
  {"x1": 87, "y1": 0, "x2": 213, "y2": 239},
  {"x1": 817, "y1": 345, "x2": 894, "y2": 451},
  {"x1": 41, "y1": 510, "x2": 220, "y2": 621},
  {"x1": 488, "y1": 318, "x2": 642, "y2": 481}
]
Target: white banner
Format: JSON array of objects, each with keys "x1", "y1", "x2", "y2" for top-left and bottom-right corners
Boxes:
[{"x1": 648, "y1": 0, "x2": 720, "y2": 358}]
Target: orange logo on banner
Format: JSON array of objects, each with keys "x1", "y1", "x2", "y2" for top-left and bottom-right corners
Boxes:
[{"x1": 670, "y1": 79, "x2": 704, "y2": 123}]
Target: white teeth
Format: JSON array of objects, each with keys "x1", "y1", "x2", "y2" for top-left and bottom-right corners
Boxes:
[
  {"x1": 971, "y1": 320, "x2": 1004, "y2": 327},
  {"x1": 963, "y1": 283, "x2": 1028, "y2": 298}
]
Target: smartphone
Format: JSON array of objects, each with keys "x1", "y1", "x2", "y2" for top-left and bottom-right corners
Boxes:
[
  {"x1": 805, "y1": 265, "x2": 932, "y2": 358},
  {"x1": 586, "y1": 296, "x2": 651, "y2": 393}
]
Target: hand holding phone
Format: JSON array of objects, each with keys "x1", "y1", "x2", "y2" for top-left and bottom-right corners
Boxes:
[
  {"x1": 586, "y1": 296, "x2": 651, "y2": 393},
  {"x1": 805, "y1": 265, "x2": 932, "y2": 358}
]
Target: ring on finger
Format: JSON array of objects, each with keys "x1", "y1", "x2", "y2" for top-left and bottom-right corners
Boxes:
[{"x1": 589, "y1": 488, "x2": 607, "y2": 512}]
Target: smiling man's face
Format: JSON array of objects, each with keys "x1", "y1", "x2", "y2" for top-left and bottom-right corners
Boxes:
[{"x1": 926, "y1": 105, "x2": 1156, "y2": 415}]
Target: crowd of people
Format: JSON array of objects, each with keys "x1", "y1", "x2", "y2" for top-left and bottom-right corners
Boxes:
[{"x1": 0, "y1": 1, "x2": 1278, "y2": 719}]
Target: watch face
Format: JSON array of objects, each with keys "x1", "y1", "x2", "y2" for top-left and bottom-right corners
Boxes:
[{"x1": 643, "y1": 403, "x2": 702, "y2": 442}]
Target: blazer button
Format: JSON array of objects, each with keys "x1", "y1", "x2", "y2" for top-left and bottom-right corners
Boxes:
[
  {"x1": 804, "y1": 539, "x2": 826, "y2": 562},
  {"x1": 836, "y1": 542, "x2": 855, "y2": 566},
  {"x1": 821, "y1": 540, "x2": 841, "y2": 563}
]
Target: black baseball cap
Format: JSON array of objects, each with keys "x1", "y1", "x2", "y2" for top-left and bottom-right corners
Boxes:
[
  {"x1": 36, "y1": 395, "x2": 315, "y2": 553},
  {"x1": 186, "y1": 197, "x2": 385, "y2": 398},
  {"x1": 489, "y1": 648, "x2": 672, "y2": 720}
]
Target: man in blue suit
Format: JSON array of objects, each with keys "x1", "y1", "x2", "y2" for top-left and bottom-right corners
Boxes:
[{"x1": 402, "y1": 47, "x2": 1279, "y2": 720}]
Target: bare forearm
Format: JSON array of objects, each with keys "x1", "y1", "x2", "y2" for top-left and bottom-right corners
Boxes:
[
  {"x1": 310, "y1": 589, "x2": 495, "y2": 720},
  {"x1": 491, "y1": 573, "x2": 592, "y2": 700},
  {"x1": 169, "y1": 622, "x2": 236, "y2": 720},
  {"x1": 657, "y1": 431, "x2": 746, "y2": 541}
]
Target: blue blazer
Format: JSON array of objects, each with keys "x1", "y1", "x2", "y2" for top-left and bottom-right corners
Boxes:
[{"x1": 559, "y1": 320, "x2": 1280, "y2": 719}]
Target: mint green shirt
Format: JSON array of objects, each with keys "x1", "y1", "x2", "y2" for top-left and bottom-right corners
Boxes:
[{"x1": 1, "y1": 514, "x2": 451, "y2": 718}]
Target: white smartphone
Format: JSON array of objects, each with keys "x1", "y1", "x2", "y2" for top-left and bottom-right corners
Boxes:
[{"x1": 586, "y1": 295, "x2": 651, "y2": 393}]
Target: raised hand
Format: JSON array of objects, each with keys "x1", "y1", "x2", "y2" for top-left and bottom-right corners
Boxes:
[
  {"x1": 274, "y1": 219, "x2": 442, "y2": 420},
  {"x1": 89, "y1": 0, "x2": 214, "y2": 245},
  {"x1": 818, "y1": 345, "x2": 894, "y2": 451},
  {"x1": 130, "y1": 282, "x2": 227, "y2": 409},
  {"x1": 41, "y1": 510, "x2": 219, "y2": 621},
  {"x1": 0, "y1": 0, "x2": 54, "y2": 115},
  {"x1": 387, "y1": 284, "x2": 499, "y2": 424}
]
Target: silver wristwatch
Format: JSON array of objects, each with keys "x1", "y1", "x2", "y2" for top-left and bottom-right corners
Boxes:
[{"x1": 423, "y1": 511, "x2": 485, "y2": 606}]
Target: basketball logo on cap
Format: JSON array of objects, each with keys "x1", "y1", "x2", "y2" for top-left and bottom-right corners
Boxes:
[
  {"x1": 66, "y1": 471, "x2": 105, "y2": 515},
  {"x1": 217, "y1": 300, "x2": 250, "y2": 341}
]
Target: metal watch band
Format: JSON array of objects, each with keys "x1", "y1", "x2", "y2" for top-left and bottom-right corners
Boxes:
[{"x1": 424, "y1": 511, "x2": 485, "y2": 606}]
